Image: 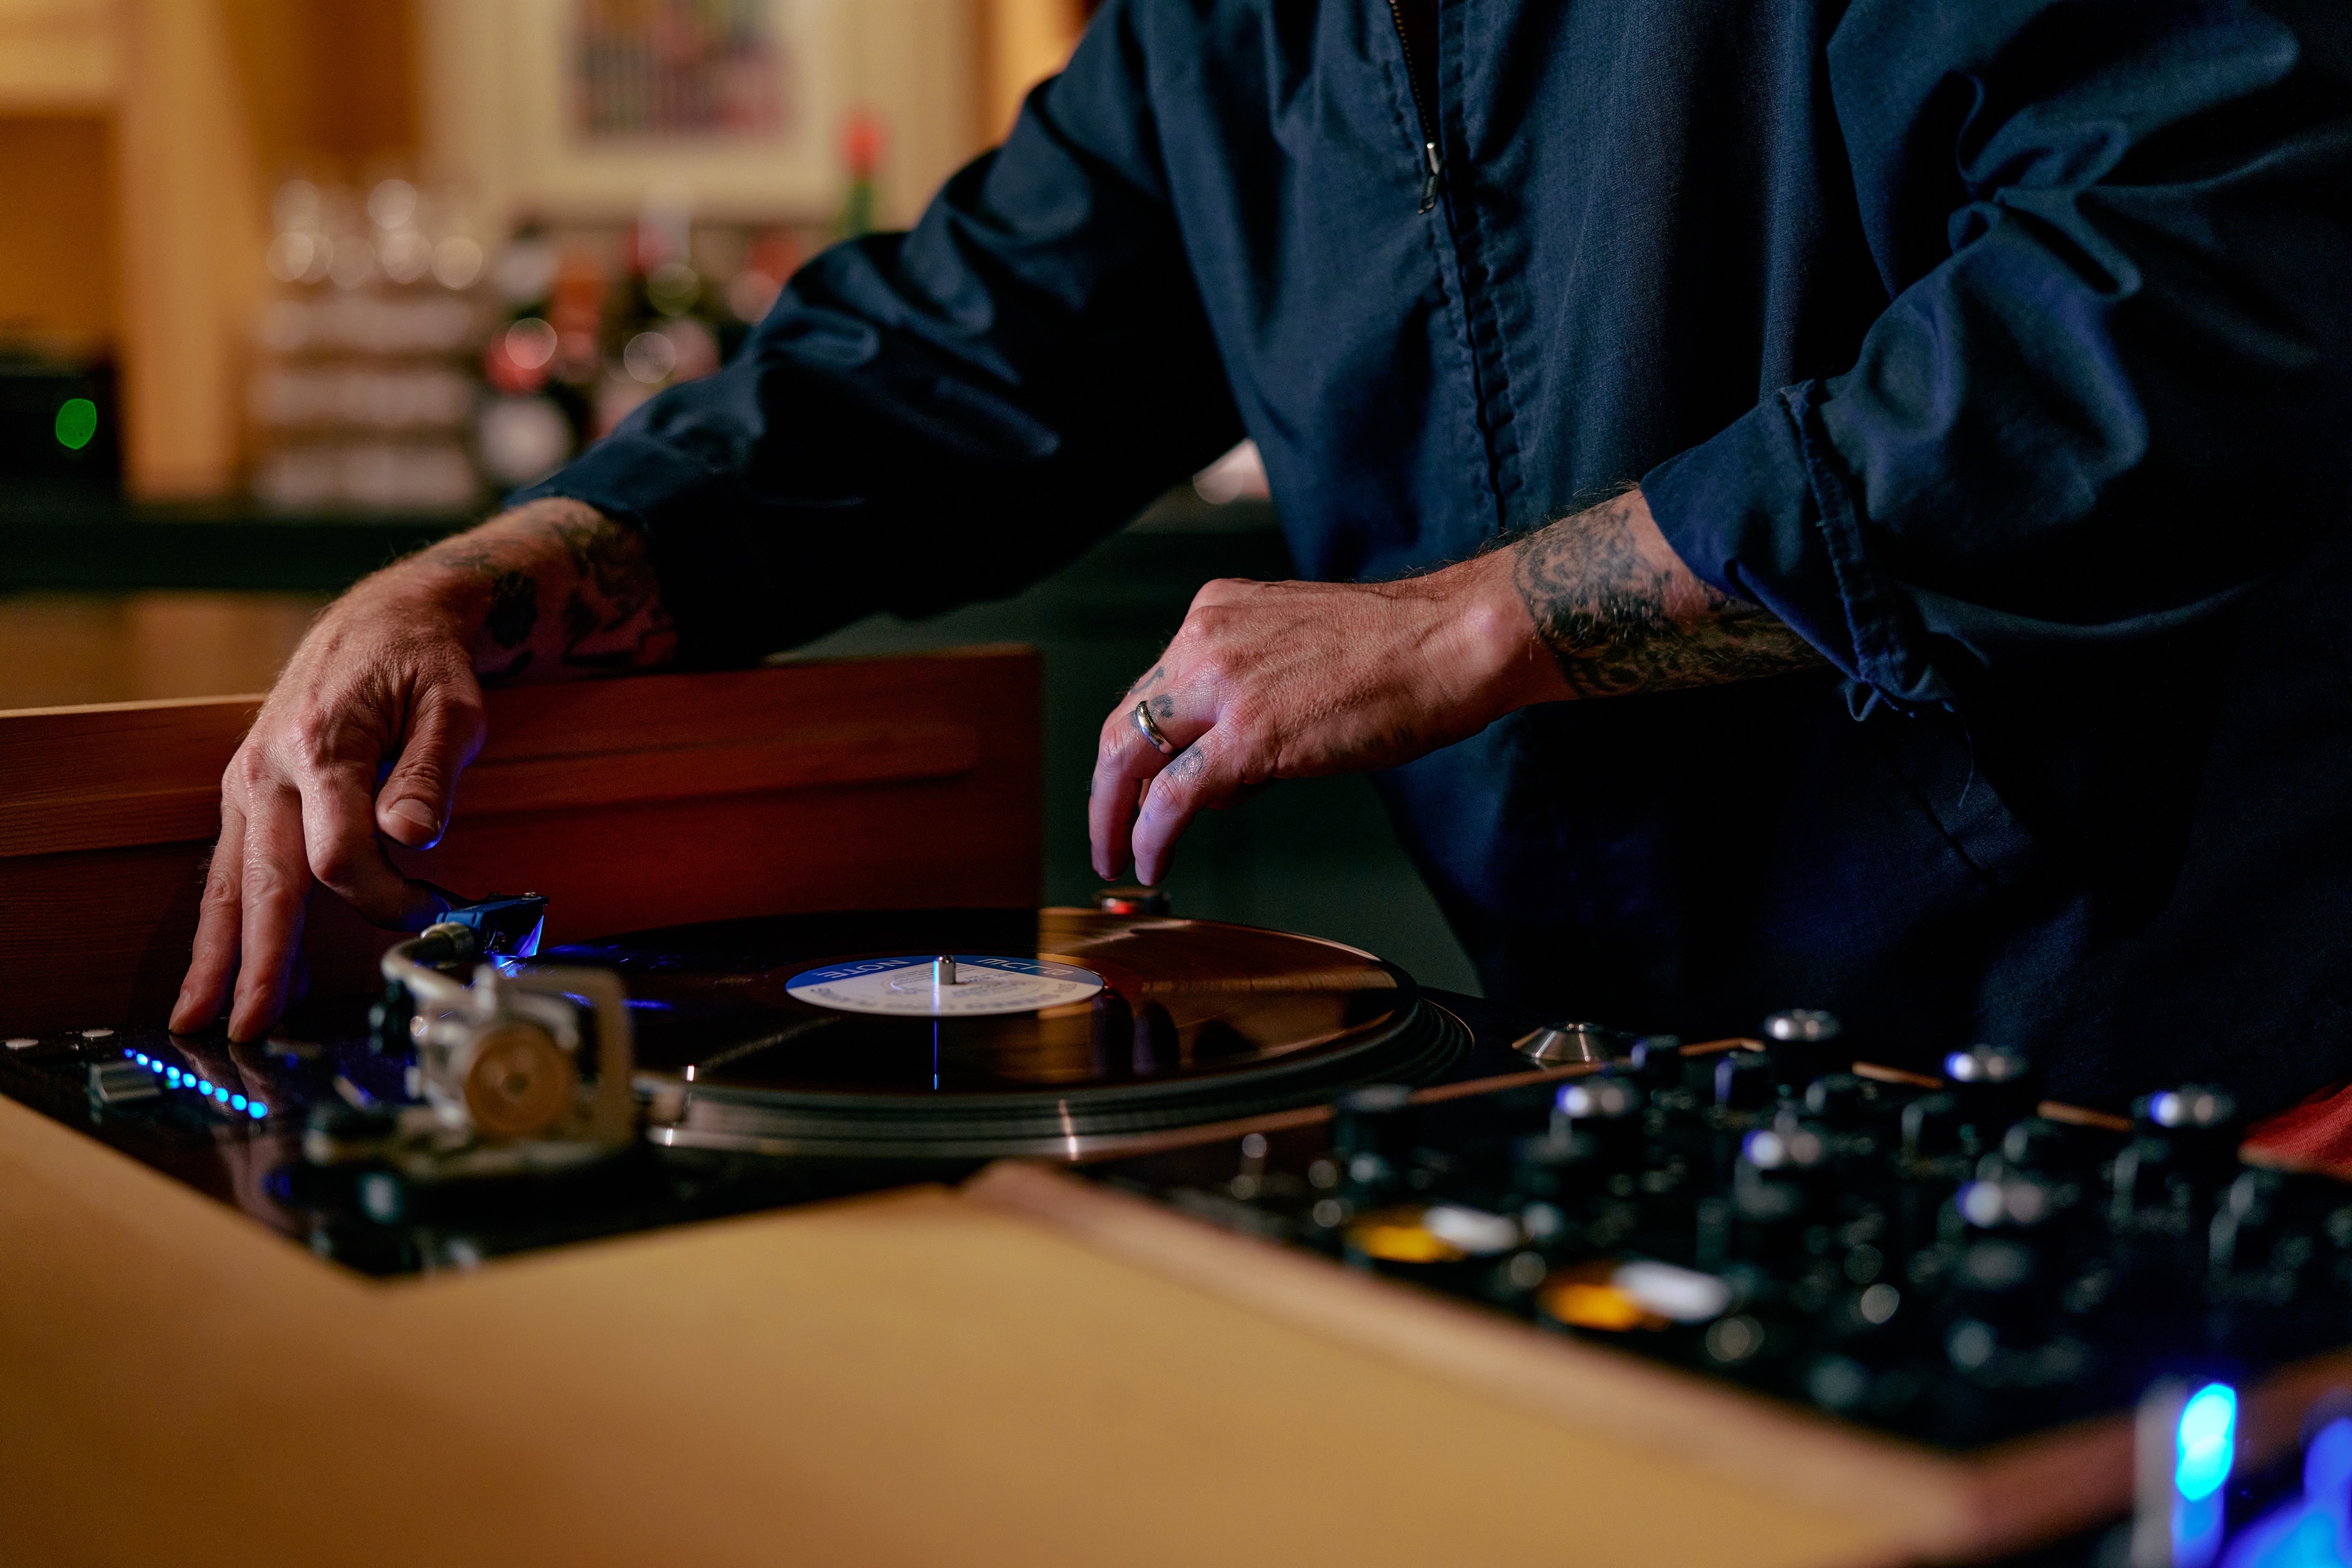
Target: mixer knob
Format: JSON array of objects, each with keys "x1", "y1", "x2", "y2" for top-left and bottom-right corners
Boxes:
[
  {"x1": 1097, "y1": 886, "x2": 1170, "y2": 915},
  {"x1": 1763, "y1": 1009, "x2": 1845, "y2": 1090},
  {"x1": 2137, "y1": 1085, "x2": 2242, "y2": 1176},
  {"x1": 1554, "y1": 1075, "x2": 1643, "y2": 1164},
  {"x1": 1556, "y1": 1074, "x2": 1640, "y2": 1123},
  {"x1": 1715, "y1": 1051, "x2": 1778, "y2": 1112},
  {"x1": 1626, "y1": 1035, "x2": 1686, "y2": 1091},
  {"x1": 1943, "y1": 1044, "x2": 2039, "y2": 1134},
  {"x1": 1902, "y1": 1093, "x2": 1967, "y2": 1162},
  {"x1": 1802, "y1": 1073, "x2": 1874, "y2": 1131},
  {"x1": 1335, "y1": 1084, "x2": 1414, "y2": 1197},
  {"x1": 1732, "y1": 1116, "x2": 1831, "y2": 1228},
  {"x1": 2209, "y1": 1168, "x2": 2288, "y2": 1281},
  {"x1": 1955, "y1": 1172, "x2": 2058, "y2": 1231},
  {"x1": 2111, "y1": 1134, "x2": 2184, "y2": 1225},
  {"x1": 1998, "y1": 1115, "x2": 2097, "y2": 1177}
]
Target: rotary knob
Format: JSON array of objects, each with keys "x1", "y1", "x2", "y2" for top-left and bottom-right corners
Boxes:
[
  {"x1": 1803, "y1": 1073, "x2": 1875, "y2": 1131},
  {"x1": 1763, "y1": 1009, "x2": 1844, "y2": 1091},
  {"x1": 1555, "y1": 1074, "x2": 1644, "y2": 1166},
  {"x1": 2140, "y1": 1085, "x2": 2241, "y2": 1173},
  {"x1": 1943, "y1": 1044, "x2": 2039, "y2": 1135},
  {"x1": 1902, "y1": 1092, "x2": 1967, "y2": 1162},
  {"x1": 1335, "y1": 1084, "x2": 1414, "y2": 1198},
  {"x1": 1998, "y1": 1115, "x2": 2104, "y2": 1178},
  {"x1": 1736, "y1": 1116, "x2": 1831, "y2": 1224},
  {"x1": 1626, "y1": 1035, "x2": 1686, "y2": 1091},
  {"x1": 1715, "y1": 1051, "x2": 1778, "y2": 1112},
  {"x1": 2114, "y1": 1086, "x2": 2242, "y2": 1222}
]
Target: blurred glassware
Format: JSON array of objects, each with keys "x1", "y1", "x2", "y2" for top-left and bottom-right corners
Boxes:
[
  {"x1": 621, "y1": 329, "x2": 677, "y2": 385},
  {"x1": 477, "y1": 395, "x2": 573, "y2": 486},
  {"x1": 646, "y1": 261, "x2": 701, "y2": 317},
  {"x1": 432, "y1": 236, "x2": 486, "y2": 291},
  {"x1": 379, "y1": 230, "x2": 434, "y2": 286},
  {"x1": 272, "y1": 180, "x2": 322, "y2": 232},
  {"x1": 493, "y1": 235, "x2": 559, "y2": 305},
  {"x1": 366, "y1": 178, "x2": 420, "y2": 231},
  {"x1": 253, "y1": 440, "x2": 476, "y2": 509},
  {"x1": 328, "y1": 237, "x2": 378, "y2": 290},
  {"x1": 266, "y1": 231, "x2": 318, "y2": 286}
]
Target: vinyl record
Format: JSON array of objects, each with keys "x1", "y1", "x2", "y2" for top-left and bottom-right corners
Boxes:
[{"x1": 541, "y1": 907, "x2": 1467, "y2": 1157}]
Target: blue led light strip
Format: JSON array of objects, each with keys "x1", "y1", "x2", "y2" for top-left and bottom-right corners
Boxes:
[{"x1": 125, "y1": 1048, "x2": 268, "y2": 1119}]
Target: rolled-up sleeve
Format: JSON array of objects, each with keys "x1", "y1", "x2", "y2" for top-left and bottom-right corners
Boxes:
[
  {"x1": 1643, "y1": 0, "x2": 2352, "y2": 714},
  {"x1": 513, "y1": 0, "x2": 1241, "y2": 664}
]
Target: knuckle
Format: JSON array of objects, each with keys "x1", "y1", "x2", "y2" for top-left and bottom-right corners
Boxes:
[
  {"x1": 226, "y1": 746, "x2": 273, "y2": 794},
  {"x1": 242, "y1": 859, "x2": 309, "y2": 910},
  {"x1": 308, "y1": 839, "x2": 368, "y2": 893}
]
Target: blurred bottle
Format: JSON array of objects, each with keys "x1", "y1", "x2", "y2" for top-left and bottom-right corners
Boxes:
[
  {"x1": 834, "y1": 111, "x2": 885, "y2": 240},
  {"x1": 472, "y1": 219, "x2": 588, "y2": 488}
]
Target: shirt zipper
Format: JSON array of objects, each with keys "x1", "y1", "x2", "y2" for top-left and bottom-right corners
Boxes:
[{"x1": 1385, "y1": 0, "x2": 1446, "y2": 212}]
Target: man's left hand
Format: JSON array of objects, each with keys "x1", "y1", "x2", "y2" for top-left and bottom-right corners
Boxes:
[{"x1": 1088, "y1": 486, "x2": 1825, "y2": 885}]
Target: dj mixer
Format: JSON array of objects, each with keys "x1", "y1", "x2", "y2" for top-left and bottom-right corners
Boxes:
[{"x1": 9, "y1": 890, "x2": 2352, "y2": 1565}]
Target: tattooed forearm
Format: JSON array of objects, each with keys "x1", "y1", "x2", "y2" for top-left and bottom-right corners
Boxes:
[
  {"x1": 417, "y1": 497, "x2": 678, "y2": 685},
  {"x1": 1508, "y1": 490, "x2": 1824, "y2": 699}
]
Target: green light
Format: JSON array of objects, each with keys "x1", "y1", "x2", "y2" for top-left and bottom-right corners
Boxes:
[{"x1": 55, "y1": 397, "x2": 97, "y2": 451}]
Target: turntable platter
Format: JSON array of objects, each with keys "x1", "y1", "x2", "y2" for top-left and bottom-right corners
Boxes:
[{"x1": 542, "y1": 907, "x2": 1468, "y2": 1158}]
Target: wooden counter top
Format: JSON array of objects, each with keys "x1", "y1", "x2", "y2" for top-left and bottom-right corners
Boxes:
[{"x1": 0, "y1": 1091, "x2": 1905, "y2": 1568}]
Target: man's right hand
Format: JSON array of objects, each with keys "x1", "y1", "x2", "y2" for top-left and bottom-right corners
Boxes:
[{"x1": 171, "y1": 499, "x2": 677, "y2": 1041}]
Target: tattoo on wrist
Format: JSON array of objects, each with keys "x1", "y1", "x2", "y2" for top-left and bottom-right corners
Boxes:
[
  {"x1": 1509, "y1": 491, "x2": 1824, "y2": 699},
  {"x1": 427, "y1": 500, "x2": 679, "y2": 684},
  {"x1": 485, "y1": 572, "x2": 538, "y2": 650}
]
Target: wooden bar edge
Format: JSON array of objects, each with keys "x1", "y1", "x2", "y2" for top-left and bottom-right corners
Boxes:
[{"x1": 965, "y1": 1159, "x2": 1978, "y2": 1562}]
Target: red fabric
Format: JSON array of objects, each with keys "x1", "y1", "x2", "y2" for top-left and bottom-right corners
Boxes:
[{"x1": 2246, "y1": 1082, "x2": 2352, "y2": 1177}]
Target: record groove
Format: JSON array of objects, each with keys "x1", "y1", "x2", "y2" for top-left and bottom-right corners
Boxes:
[{"x1": 540, "y1": 907, "x2": 1469, "y2": 1158}]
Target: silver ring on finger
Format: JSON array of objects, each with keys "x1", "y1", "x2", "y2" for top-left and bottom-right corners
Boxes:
[{"x1": 1132, "y1": 699, "x2": 1177, "y2": 756}]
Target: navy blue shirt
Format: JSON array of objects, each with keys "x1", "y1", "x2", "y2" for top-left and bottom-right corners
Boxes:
[{"x1": 520, "y1": 0, "x2": 2352, "y2": 1113}]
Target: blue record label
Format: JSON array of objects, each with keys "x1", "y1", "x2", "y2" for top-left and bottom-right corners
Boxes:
[{"x1": 785, "y1": 955, "x2": 1105, "y2": 1018}]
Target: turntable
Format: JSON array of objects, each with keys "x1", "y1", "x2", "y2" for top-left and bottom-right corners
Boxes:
[{"x1": 0, "y1": 892, "x2": 1480, "y2": 1274}]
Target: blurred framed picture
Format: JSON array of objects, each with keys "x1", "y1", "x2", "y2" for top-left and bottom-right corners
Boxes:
[
  {"x1": 426, "y1": 0, "x2": 842, "y2": 222},
  {"x1": 573, "y1": 0, "x2": 790, "y2": 143}
]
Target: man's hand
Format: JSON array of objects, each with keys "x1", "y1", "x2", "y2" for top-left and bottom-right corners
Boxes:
[
  {"x1": 172, "y1": 499, "x2": 675, "y2": 1041},
  {"x1": 1089, "y1": 487, "x2": 1824, "y2": 885}
]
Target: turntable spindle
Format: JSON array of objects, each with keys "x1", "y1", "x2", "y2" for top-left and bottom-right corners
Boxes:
[{"x1": 933, "y1": 956, "x2": 958, "y2": 987}]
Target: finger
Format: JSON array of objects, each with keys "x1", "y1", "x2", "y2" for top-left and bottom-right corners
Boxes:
[
  {"x1": 172, "y1": 794, "x2": 248, "y2": 1032},
  {"x1": 376, "y1": 676, "x2": 486, "y2": 850},
  {"x1": 303, "y1": 760, "x2": 439, "y2": 930},
  {"x1": 1089, "y1": 692, "x2": 1205, "y2": 879},
  {"x1": 1130, "y1": 729, "x2": 1248, "y2": 886},
  {"x1": 228, "y1": 783, "x2": 311, "y2": 1042}
]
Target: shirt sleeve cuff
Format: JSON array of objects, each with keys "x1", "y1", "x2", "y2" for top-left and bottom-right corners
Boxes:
[{"x1": 1641, "y1": 382, "x2": 1953, "y2": 712}]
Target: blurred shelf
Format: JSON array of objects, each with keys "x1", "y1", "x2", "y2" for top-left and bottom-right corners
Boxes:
[{"x1": 0, "y1": 497, "x2": 478, "y2": 593}]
